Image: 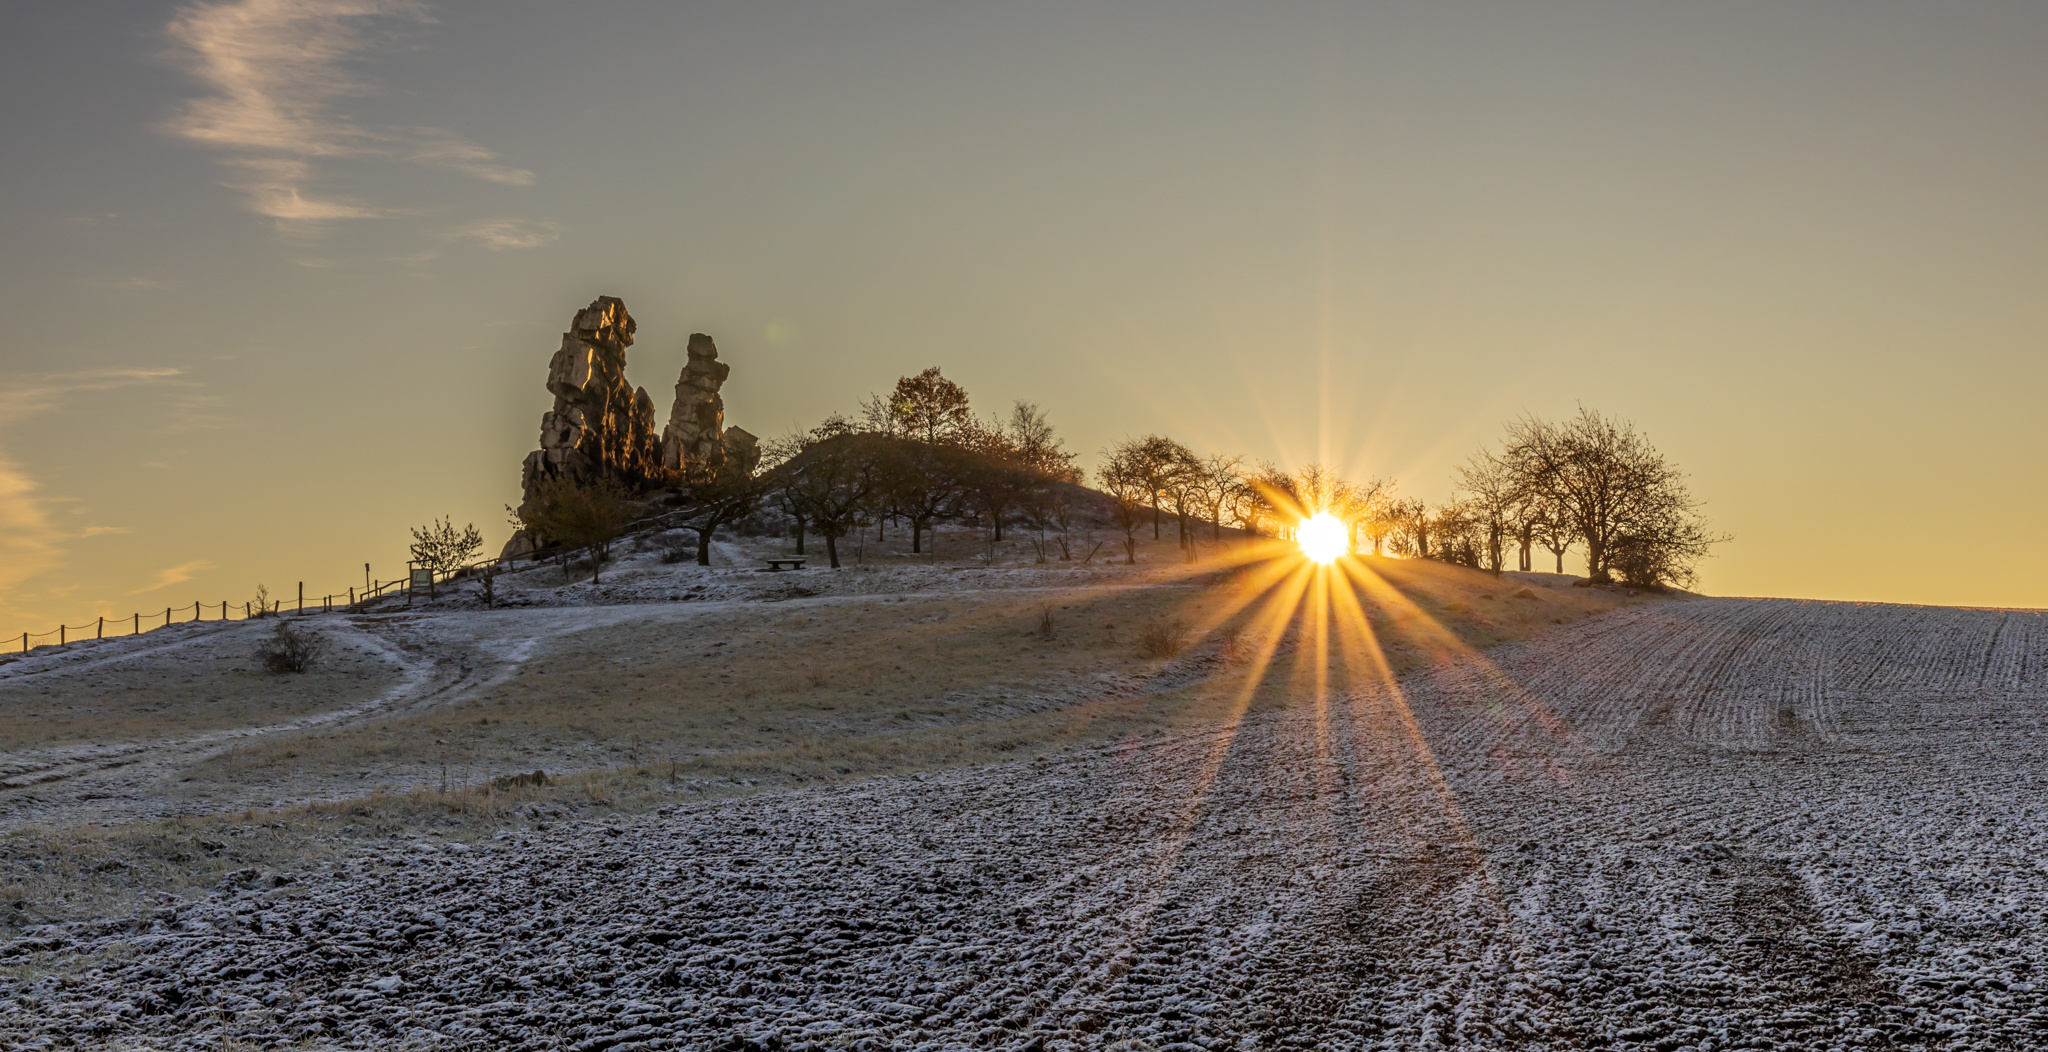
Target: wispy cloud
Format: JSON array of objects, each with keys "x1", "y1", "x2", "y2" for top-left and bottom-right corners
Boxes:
[
  {"x1": 132, "y1": 560, "x2": 217, "y2": 595},
  {"x1": 0, "y1": 456, "x2": 67, "y2": 601},
  {"x1": 449, "y1": 218, "x2": 561, "y2": 250},
  {"x1": 0, "y1": 367, "x2": 188, "y2": 419},
  {"x1": 80, "y1": 526, "x2": 133, "y2": 538},
  {"x1": 411, "y1": 132, "x2": 535, "y2": 186},
  {"x1": 163, "y1": 0, "x2": 534, "y2": 232}
]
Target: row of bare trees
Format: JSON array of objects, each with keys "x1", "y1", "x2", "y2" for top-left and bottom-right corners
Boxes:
[
  {"x1": 1453, "y1": 408, "x2": 1726, "y2": 587},
  {"x1": 1095, "y1": 407, "x2": 1721, "y2": 587},
  {"x1": 762, "y1": 369, "x2": 1088, "y2": 567}
]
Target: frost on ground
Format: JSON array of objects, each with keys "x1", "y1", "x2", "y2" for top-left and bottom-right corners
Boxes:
[{"x1": 6, "y1": 596, "x2": 2048, "y2": 1050}]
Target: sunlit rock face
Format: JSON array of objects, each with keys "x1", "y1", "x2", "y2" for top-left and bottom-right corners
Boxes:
[
  {"x1": 517, "y1": 296, "x2": 663, "y2": 516},
  {"x1": 505, "y1": 296, "x2": 760, "y2": 560},
  {"x1": 661, "y1": 332, "x2": 732, "y2": 471}
]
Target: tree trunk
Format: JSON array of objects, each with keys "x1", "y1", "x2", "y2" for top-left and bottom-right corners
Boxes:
[
  {"x1": 1151, "y1": 504, "x2": 1160, "y2": 539},
  {"x1": 825, "y1": 534, "x2": 841, "y2": 569},
  {"x1": 912, "y1": 520, "x2": 923, "y2": 554},
  {"x1": 1554, "y1": 549, "x2": 1565, "y2": 574},
  {"x1": 794, "y1": 517, "x2": 806, "y2": 555},
  {"x1": 590, "y1": 545, "x2": 601, "y2": 584},
  {"x1": 696, "y1": 527, "x2": 714, "y2": 566},
  {"x1": 1125, "y1": 537, "x2": 1137, "y2": 564}
]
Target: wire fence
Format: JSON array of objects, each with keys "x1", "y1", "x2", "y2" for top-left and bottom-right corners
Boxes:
[
  {"x1": 6, "y1": 506, "x2": 711, "y2": 659},
  {"x1": 5, "y1": 557, "x2": 514, "y2": 658}
]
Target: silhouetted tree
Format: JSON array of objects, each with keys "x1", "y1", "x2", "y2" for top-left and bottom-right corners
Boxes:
[
  {"x1": 408, "y1": 517, "x2": 484, "y2": 598},
  {"x1": 508, "y1": 476, "x2": 634, "y2": 583},
  {"x1": 1097, "y1": 441, "x2": 1154, "y2": 563},
  {"x1": 886, "y1": 367, "x2": 973, "y2": 445},
  {"x1": 781, "y1": 419, "x2": 883, "y2": 569},
  {"x1": 1123, "y1": 435, "x2": 1195, "y2": 539},
  {"x1": 1500, "y1": 408, "x2": 1725, "y2": 585},
  {"x1": 676, "y1": 436, "x2": 772, "y2": 566},
  {"x1": 1192, "y1": 454, "x2": 1246, "y2": 542},
  {"x1": 1455, "y1": 451, "x2": 1519, "y2": 575}
]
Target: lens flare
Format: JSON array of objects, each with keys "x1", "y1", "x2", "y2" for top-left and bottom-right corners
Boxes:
[{"x1": 1297, "y1": 512, "x2": 1346, "y2": 564}]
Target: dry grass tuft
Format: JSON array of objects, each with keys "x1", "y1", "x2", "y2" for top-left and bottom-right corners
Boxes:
[{"x1": 1136, "y1": 616, "x2": 1191, "y2": 658}]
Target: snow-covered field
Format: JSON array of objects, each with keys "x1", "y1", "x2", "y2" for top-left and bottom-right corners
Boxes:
[{"x1": 5, "y1": 596, "x2": 2045, "y2": 1050}]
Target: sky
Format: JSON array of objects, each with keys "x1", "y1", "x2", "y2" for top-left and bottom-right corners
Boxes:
[{"x1": 3, "y1": 0, "x2": 2046, "y2": 638}]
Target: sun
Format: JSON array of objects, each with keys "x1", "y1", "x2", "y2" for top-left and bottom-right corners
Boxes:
[{"x1": 1297, "y1": 512, "x2": 1347, "y2": 564}]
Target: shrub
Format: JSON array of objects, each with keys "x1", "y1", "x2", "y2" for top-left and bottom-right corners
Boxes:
[
  {"x1": 255, "y1": 619, "x2": 326, "y2": 674},
  {"x1": 1136, "y1": 616, "x2": 1190, "y2": 659}
]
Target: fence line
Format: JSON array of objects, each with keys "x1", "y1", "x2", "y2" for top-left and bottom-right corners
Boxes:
[
  {"x1": 5, "y1": 556, "x2": 519, "y2": 658},
  {"x1": 7, "y1": 506, "x2": 700, "y2": 659}
]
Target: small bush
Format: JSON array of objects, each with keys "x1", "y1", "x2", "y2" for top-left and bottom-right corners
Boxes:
[
  {"x1": 254, "y1": 619, "x2": 326, "y2": 674},
  {"x1": 1136, "y1": 616, "x2": 1190, "y2": 659}
]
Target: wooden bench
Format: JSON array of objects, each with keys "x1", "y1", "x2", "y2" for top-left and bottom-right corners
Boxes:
[{"x1": 761, "y1": 558, "x2": 807, "y2": 572}]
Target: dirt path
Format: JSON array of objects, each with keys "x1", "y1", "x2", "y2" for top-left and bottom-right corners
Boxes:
[{"x1": 0, "y1": 581, "x2": 1172, "y2": 832}]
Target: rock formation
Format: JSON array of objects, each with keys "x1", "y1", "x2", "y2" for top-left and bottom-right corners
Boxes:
[
  {"x1": 659, "y1": 332, "x2": 761, "y2": 475},
  {"x1": 517, "y1": 297, "x2": 662, "y2": 516},
  {"x1": 506, "y1": 296, "x2": 758, "y2": 559},
  {"x1": 661, "y1": 333, "x2": 728, "y2": 471}
]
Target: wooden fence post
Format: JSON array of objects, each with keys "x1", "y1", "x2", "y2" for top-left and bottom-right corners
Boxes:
[
  {"x1": 98, "y1": 617, "x2": 103, "y2": 640},
  {"x1": 134, "y1": 612, "x2": 140, "y2": 635},
  {"x1": 59, "y1": 625, "x2": 64, "y2": 646},
  {"x1": 164, "y1": 607, "x2": 171, "y2": 628},
  {"x1": 298, "y1": 582, "x2": 304, "y2": 615}
]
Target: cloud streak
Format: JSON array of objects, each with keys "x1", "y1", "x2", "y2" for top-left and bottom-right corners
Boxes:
[
  {"x1": 0, "y1": 367, "x2": 188, "y2": 419},
  {"x1": 0, "y1": 456, "x2": 66, "y2": 602},
  {"x1": 449, "y1": 218, "x2": 561, "y2": 250},
  {"x1": 163, "y1": 0, "x2": 534, "y2": 231},
  {"x1": 131, "y1": 560, "x2": 217, "y2": 596}
]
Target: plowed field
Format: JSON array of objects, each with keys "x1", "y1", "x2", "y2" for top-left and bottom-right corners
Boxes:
[{"x1": 6, "y1": 596, "x2": 2045, "y2": 1050}]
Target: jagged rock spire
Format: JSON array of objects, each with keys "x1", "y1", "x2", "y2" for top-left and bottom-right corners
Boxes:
[{"x1": 517, "y1": 296, "x2": 662, "y2": 514}]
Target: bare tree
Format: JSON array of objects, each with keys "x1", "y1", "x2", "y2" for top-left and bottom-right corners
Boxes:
[
  {"x1": 1245, "y1": 462, "x2": 1302, "y2": 538},
  {"x1": 1429, "y1": 500, "x2": 1484, "y2": 568},
  {"x1": 782, "y1": 422, "x2": 884, "y2": 569},
  {"x1": 886, "y1": 367, "x2": 973, "y2": 445},
  {"x1": 1325, "y1": 474, "x2": 1393, "y2": 554},
  {"x1": 1455, "y1": 451, "x2": 1519, "y2": 576},
  {"x1": 1531, "y1": 502, "x2": 1574, "y2": 574},
  {"x1": 1361, "y1": 487, "x2": 1406, "y2": 556},
  {"x1": 1196, "y1": 454, "x2": 1247, "y2": 542},
  {"x1": 676, "y1": 434, "x2": 773, "y2": 566},
  {"x1": 953, "y1": 423, "x2": 1037, "y2": 546},
  {"x1": 1160, "y1": 446, "x2": 1211, "y2": 561},
  {"x1": 1097, "y1": 441, "x2": 1154, "y2": 563},
  {"x1": 1125, "y1": 435, "x2": 1195, "y2": 540},
  {"x1": 509, "y1": 475, "x2": 634, "y2": 583},
  {"x1": 1004, "y1": 400, "x2": 1080, "y2": 479},
  {"x1": 1500, "y1": 408, "x2": 1725, "y2": 585},
  {"x1": 1385, "y1": 497, "x2": 1430, "y2": 559},
  {"x1": 408, "y1": 517, "x2": 484, "y2": 598}
]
